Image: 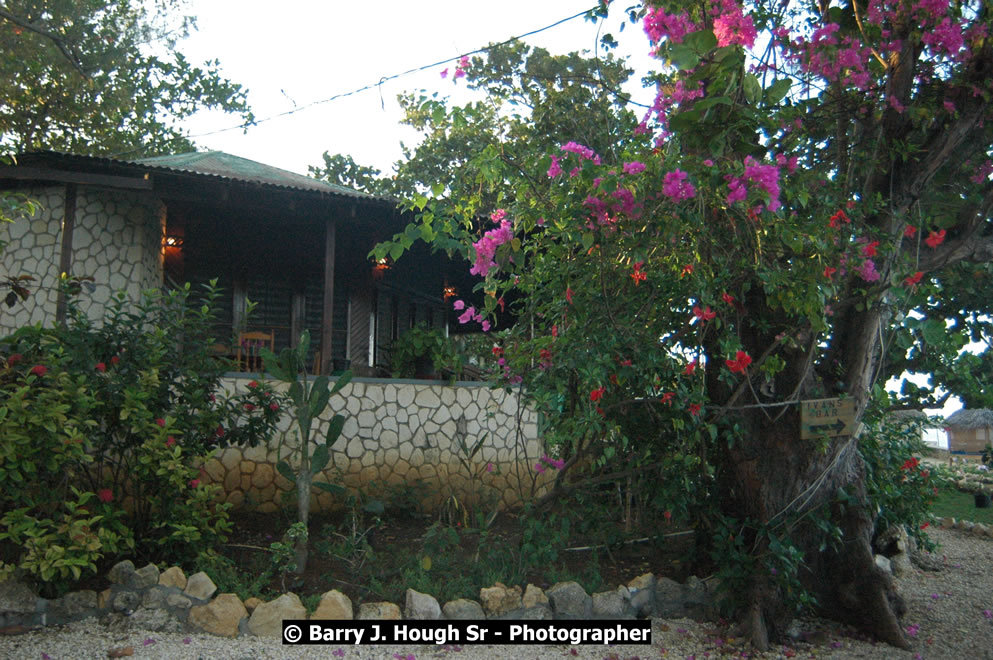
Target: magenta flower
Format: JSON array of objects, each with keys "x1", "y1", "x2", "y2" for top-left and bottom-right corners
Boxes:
[
  {"x1": 662, "y1": 169, "x2": 696, "y2": 201},
  {"x1": 458, "y1": 307, "x2": 476, "y2": 324},
  {"x1": 547, "y1": 155, "x2": 562, "y2": 178},
  {"x1": 623, "y1": 161, "x2": 646, "y2": 175},
  {"x1": 857, "y1": 259, "x2": 880, "y2": 282}
]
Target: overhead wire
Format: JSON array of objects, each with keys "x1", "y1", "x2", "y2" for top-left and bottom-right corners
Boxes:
[{"x1": 183, "y1": 5, "x2": 603, "y2": 142}]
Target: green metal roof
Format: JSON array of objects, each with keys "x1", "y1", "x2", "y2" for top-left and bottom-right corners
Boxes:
[{"x1": 135, "y1": 151, "x2": 387, "y2": 201}]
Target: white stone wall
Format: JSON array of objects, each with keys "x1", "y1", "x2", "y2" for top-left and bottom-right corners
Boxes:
[
  {"x1": 206, "y1": 377, "x2": 550, "y2": 513},
  {"x1": 1, "y1": 185, "x2": 165, "y2": 334}
]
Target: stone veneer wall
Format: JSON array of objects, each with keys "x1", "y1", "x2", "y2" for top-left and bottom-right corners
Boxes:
[
  {"x1": 203, "y1": 376, "x2": 548, "y2": 513},
  {"x1": 1, "y1": 185, "x2": 165, "y2": 334}
]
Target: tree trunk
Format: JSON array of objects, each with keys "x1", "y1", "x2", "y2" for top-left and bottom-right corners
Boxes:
[{"x1": 721, "y1": 405, "x2": 910, "y2": 651}]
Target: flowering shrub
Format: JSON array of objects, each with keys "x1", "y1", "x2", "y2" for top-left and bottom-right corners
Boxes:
[{"x1": 0, "y1": 283, "x2": 284, "y2": 592}]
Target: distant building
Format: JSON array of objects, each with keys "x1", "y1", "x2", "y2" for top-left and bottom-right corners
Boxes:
[{"x1": 944, "y1": 409, "x2": 993, "y2": 458}]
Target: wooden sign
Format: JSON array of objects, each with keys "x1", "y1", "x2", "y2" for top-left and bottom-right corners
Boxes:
[{"x1": 800, "y1": 397, "x2": 856, "y2": 439}]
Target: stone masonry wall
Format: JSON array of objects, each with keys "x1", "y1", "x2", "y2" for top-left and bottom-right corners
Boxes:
[
  {"x1": 1, "y1": 185, "x2": 165, "y2": 334},
  {"x1": 203, "y1": 376, "x2": 549, "y2": 513}
]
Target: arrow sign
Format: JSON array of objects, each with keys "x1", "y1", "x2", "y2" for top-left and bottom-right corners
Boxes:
[{"x1": 801, "y1": 398, "x2": 855, "y2": 439}]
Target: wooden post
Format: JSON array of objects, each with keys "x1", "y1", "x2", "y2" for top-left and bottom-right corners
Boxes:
[
  {"x1": 320, "y1": 215, "x2": 336, "y2": 375},
  {"x1": 54, "y1": 183, "x2": 77, "y2": 325}
]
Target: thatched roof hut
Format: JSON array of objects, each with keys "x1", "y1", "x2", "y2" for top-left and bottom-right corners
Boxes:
[{"x1": 944, "y1": 409, "x2": 993, "y2": 455}]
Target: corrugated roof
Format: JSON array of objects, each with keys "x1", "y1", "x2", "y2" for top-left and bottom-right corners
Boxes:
[{"x1": 134, "y1": 151, "x2": 391, "y2": 202}]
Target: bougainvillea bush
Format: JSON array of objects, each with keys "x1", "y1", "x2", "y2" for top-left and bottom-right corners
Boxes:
[
  {"x1": 373, "y1": 0, "x2": 993, "y2": 649},
  {"x1": 0, "y1": 283, "x2": 283, "y2": 594}
]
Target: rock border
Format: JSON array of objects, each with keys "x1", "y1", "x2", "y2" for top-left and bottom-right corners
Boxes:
[{"x1": 0, "y1": 561, "x2": 719, "y2": 637}]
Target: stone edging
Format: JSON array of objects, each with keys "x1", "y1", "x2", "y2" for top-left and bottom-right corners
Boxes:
[{"x1": 0, "y1": 560, "x2": 718, "y2": 637}]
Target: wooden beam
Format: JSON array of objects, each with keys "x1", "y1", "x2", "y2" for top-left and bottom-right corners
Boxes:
[
  {"x1": 320, "y1": 215, "x2": 337, "y2": 375},
  {"x1": 54, "y1": 183, "x2": 77, "y2": 325},
  {"x1": 0, "y1": 166, "x2": 152, "y2": 190}
]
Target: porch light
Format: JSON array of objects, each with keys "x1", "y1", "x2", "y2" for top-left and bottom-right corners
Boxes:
[
  {"x1": 372, "y1": 257, "x2": 391, "y2": 279},
  {"x1": 163, "y1": 235, "x2": 184, "y2": 248},
  {"x1": 442, "y1": 285, "x2": 457, "y2": 299}
]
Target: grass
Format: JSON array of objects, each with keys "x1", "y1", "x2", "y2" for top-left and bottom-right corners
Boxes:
[{"x1": 931, "y1": 489, "x2": 993, "y2": 525}]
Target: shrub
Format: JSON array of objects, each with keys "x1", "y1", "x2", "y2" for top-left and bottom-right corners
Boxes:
[{"x1": 0, "y1": 283, "x2": 284, "y2": 593}]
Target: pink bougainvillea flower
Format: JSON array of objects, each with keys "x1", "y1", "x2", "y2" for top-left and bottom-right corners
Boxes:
[
  {"x1": 905, "y1": 623, "x2": 919, "y2": 637},
  {"x1": 440, "y1": 68, "x2": 448, "y2": 79},
  {"x1": 452, "y1": 299, "x2": 465, "y2": 311},
  {"x1": 904, "y1": 271, "x2": 924, "y2": 287},
  {"x1": 485, "y1": 463, "x2": 495, "y2": 473},
  {"x1": 458, "y1": 306, "x2": 476, "y2": 324},
  {"x1": 481, "y1": 320, "x2": 491, "y2": 332},
  {"x1": 725, "y1": 351, "x2": 752, "y2": 373},
  {"x1": 95, "y1": 362, "x2": 106, "y2": 372},
  {"x1": 534, "y1": 462, "x2": 547, "y2": 474},
  {"x1": 925, "y1": 229, "x2": 946, "y2": 248},
  {"x1": 590, "y1": 386, "x2": 606, "y2": 402},
  {"x1": 857, "y1": 259, "x2": 880, "y2": 282},
  {"x1": 623, "y1": 161, "x2": 646, "y2": 175},
  {"x1": 983, "y1": 609, "x2": 992, "y2": 620},
  {"x1": 97, "y1": 488, "x2": 113, "y2": 503},
  {"x1": 143, "y1": 638, "x2": 156, "y2": 646},
  {"x1": 547, "y1": 154, "x2": 563, "y2": 178},
  {"x1": 662, "y1": 169, "x2": 696, "y2": 201}
]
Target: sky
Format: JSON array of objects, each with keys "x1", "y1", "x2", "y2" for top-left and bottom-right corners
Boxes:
[
  {"x1": 174, "y1": 1, "x2": 970, "y2": 440},
  {"x1": 178, "y1": 0, "x2": 654, "y2": 177}
]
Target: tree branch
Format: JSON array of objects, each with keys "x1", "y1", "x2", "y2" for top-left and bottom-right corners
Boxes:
[{"x1": 0, "y1": 8, "x2": 88, "y2": 77}]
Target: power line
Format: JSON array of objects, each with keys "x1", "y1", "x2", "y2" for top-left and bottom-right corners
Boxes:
[{"x1": 184, "y1": 5, "x2": 602, "y2": 141}]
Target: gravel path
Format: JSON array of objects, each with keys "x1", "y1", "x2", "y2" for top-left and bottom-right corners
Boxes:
[{"x1": 2, "y1": 526, "x2": 991, "y2": 659}]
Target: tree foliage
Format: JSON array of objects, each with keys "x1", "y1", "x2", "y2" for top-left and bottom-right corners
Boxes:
[
  {"x1": 375, "y1": 0, "x2": 993, "y2": 649},
  {"x1": 0, "y1": 0, "x2": 253, "y2": 157}
]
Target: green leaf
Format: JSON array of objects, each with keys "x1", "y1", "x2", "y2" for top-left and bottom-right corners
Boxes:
[
  {"x1": 276, "y1": 460, "x2": 297, "y2": 484},
  {"x1": 669, "y1": 45, "x2": 700, "y2": 71},
  {"x1": 921, "y1": 319, "x2": 945, "y2": 346},
  {"x1": 765, "y1": 78, "x2": 792, "y2": 105},
  {"x1": 329, "y1": 370, "x2": 353, "y2": 396},
  {"x1": 311, "y1": 444, "x2": 330, "y2": 475},
  {"x1": 684, "y1": 29, "x2": 718, "y2": 53},
  {"x1": 695, "y1": 96, "x2": 732, "y2": 111},
  {"x1": 313, "y1": 481, "x2": 345, "y2": 495},
  {"x1": 326, "y1": 414, "x2": 346, "y2": 446},
  {"x1": 309, "y1": 376, "x2": 330, "y2": 418},
  {"x1": 289, "y1": 381, "x2": 304, "y2": 408},
  {"x1": 743, "y1": 74, "x2": 761, "y2": 105},
  {"x1": 582, "y1": 232, "x2": 595, "y2": 251}
]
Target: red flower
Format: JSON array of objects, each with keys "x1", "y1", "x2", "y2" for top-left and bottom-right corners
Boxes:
[
  {"x1": 619, "y1": 358, "x2": 632, "y2": 367},
  {"x1": 492, "y1": 345, "x2": 504, "y2": 357},
  {"x1": 630, "y1": 261, "x2": 647, "y2": 285},
  {"x1": 828, "y1": 209, "x2": 850, "y2": 228},
  {"x1": 683, "y1": 359, "x2": 698, "y2": 376},
  {"x1": 551, "y1": 325, "x2": 558, "y2": 338},
  {"x1": 215, "y1": 425, "x2": 225, "y2": 437},
  {"x1": 590, "y1": 386, "x2": 606, "y2": 402},
  {"x1": 688, "y1": 403, "x2": 701, "y2": 416},
  {"x1": 660, "y1": 392, "x2": 675, "y2": 405},
  {"x1": 924, "y1": 229, "x2": 946, "y2": 248},
  {"x1": 692, "y1": 305, "x2": 716, "y2": 322},
  {"x1": 155, "y1": 418, "x2": 166, "y2": 427},
  {"x1": 189, "y1": 478, "x2": 200, "y2": 489},
  {"x1": 244, "y1": 403, "x2": 255, "y2": 412},
  {"x1": 539, "y1": 348, "x2": 552, "y2": 365},
  {"x1": 29, "y1": 365, "x2": 47, "y2": 377},
  {"x1": 725, "y1": 350, "x2": 753, "y2": 373},
  {"x1": 904, "y1": 271, "x2": 924, "y2": 287},
  {"x1": 609, "y1": 374, "x2": 619, "y2": 385},
  {"x1": 901, "y1": 457, "x2": 920, "y2": 471},
  {"x1": 904, "y1": 225, "x2": 917, "y2": 238},
  {"x1": 95, "y1": 362, "x2": 106, "y2": 372},
  {"x1": 6, "y1": 353, "x2": 23, "y2": 366},
  {"x1": 920, "y1": 521, "x2": 930, "y2": 530},
  {"x1": 663, "y1": 510, "x2": 672, "y2": 521},
  {"x1": 721, "y1": 292, "x2": 735, "y2": 305},
  {"x1": 165, "y1": 436, "x2": 176, "y2": 448},
  {"x1": 565, "y1": 287, "x2": 574, "y2": 304},
  {"x1": 247, "y1": 380, "x2": 259, "y2": 389},
  {"x1": 269, "y1": 402, "x2": 280, "y2": 411},
  {"x1": 680, "y1": 264, "x2": 694, "y2": 278},
  {"x1": 97, "y1": 488, "x2": 113, "y2": 503},
  {"x1": 823, "y1": 266, "x2": 837, "y2": 280},
  {"x1": 497, "y1": 297, "x2": 505, "y2": 312},
  {"x1": 861, "y1": 240, "x2": 879, "y2": 257},
  {"x1": 110, "y1": 356, "x2": 120, "y2": 365}
]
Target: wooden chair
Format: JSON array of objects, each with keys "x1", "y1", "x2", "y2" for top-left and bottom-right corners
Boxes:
[{"x1": 236, "y1": 330, "x2": 274, "y2": 373}]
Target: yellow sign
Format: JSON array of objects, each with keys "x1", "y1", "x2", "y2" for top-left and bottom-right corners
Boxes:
[{"x1": 800, "y1": 398, "x2": 856, "y2": 439}]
